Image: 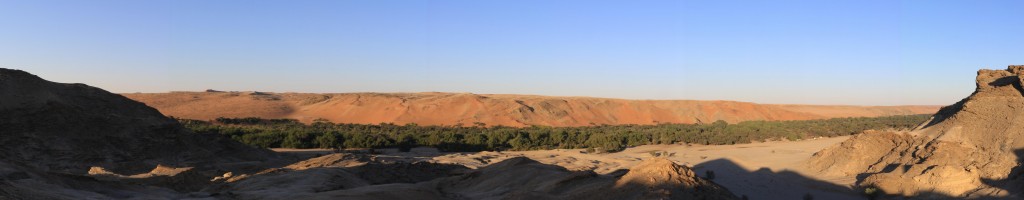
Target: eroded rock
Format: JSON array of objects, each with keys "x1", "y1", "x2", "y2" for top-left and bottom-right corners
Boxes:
[{"x1": 809, "y1": 65, "x2": 1024, "y2": 198}]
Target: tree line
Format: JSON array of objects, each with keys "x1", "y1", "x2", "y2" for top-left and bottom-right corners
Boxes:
[{"x1": 177, "y1": 115, "x2": 931, "y2": 152}]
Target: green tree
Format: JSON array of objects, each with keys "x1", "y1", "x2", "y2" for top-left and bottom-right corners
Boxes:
[
  {"x1": 509, "y1": 133, "x2": 532, "y2": 150},
  {"x1": 281, "y1": 134, "x2": 301, "y2": 148},
  {"x1": 314, "y1": 132, "x2": 340, "y2": 148}
]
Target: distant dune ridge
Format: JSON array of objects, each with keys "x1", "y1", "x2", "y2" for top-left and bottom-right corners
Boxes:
[{"x1": 123, "y1": 92, "x2": 939, "y2": 127}]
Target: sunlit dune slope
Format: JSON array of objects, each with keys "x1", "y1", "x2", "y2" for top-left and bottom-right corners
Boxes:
[{"x1": 123, "y1": 92, "x2": 939, "y2": 127}]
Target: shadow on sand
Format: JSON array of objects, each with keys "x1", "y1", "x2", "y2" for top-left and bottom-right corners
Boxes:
[{"x1": 692, "y1": 159, "x2": 862, "y2": 200}]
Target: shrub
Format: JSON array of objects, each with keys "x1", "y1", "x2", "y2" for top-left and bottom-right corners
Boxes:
[{"x1": 863, "y1": 187, "x2": 881, "y2": 200}]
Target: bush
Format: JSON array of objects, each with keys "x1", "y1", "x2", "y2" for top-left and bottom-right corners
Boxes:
[{"x1": 863, "y1": 187, "x2": 881, "y2": 200}]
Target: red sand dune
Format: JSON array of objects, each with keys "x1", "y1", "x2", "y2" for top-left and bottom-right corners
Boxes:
[{"x1": 122, "y1": 92, "x2": 940, "y2": 127}]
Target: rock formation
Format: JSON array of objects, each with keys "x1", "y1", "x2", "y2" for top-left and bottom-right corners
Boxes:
[
  {"x1": 808, "y1": 65, "x2": 1024, "y2": 198},
  {"x1": 123, "y1": 92, "x2": 939, "y2": 127},
  {"x1": 610, "y1": 158, "x2": 738, "y2": 200},
  {"x1": 0, "y1": 68, "x2": 274, "y2": 198}
]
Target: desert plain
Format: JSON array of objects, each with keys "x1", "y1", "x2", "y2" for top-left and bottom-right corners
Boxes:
[{"x1": 4, "y1": 66, "x2": 1024, "y2": 200}]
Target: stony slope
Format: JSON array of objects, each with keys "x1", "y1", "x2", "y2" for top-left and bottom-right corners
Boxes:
[
  {"x1": 0, "y1": 68, "x2": 274, "y2": 198},
  {"x1": 808, "y1": 65, "x2": 1024, "y2": 198},
  {"x1": 123, "y1": 92, "x2": 939, "y2": 127}
]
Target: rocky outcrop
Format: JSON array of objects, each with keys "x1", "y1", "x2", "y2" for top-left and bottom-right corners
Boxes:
[
  {"x1": 610, "y1": 158, "x2": 737, "y2": 200},
  {"x1": 808, "y1": 131, "x2": 982, "y2": 197},
  {"x1": 806, "y1": 131, "x2": 926, "y2": 177},
  {"x1": 808, "y1": 65, "x2": 1024, "y2": 198}
]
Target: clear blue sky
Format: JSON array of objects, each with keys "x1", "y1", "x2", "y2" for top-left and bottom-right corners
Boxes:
[{"x1": 1, "y1": 0, "x2": 1021, "y2": 105}]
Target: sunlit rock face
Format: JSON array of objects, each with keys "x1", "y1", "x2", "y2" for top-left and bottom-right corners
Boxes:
[{"x1": 809, "y1": 65, "x2": 1024, "y2": 198}]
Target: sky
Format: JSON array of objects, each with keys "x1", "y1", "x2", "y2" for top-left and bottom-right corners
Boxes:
[{"x1": 1, "y1": 0, "x2": 1021, "y2": 106}]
